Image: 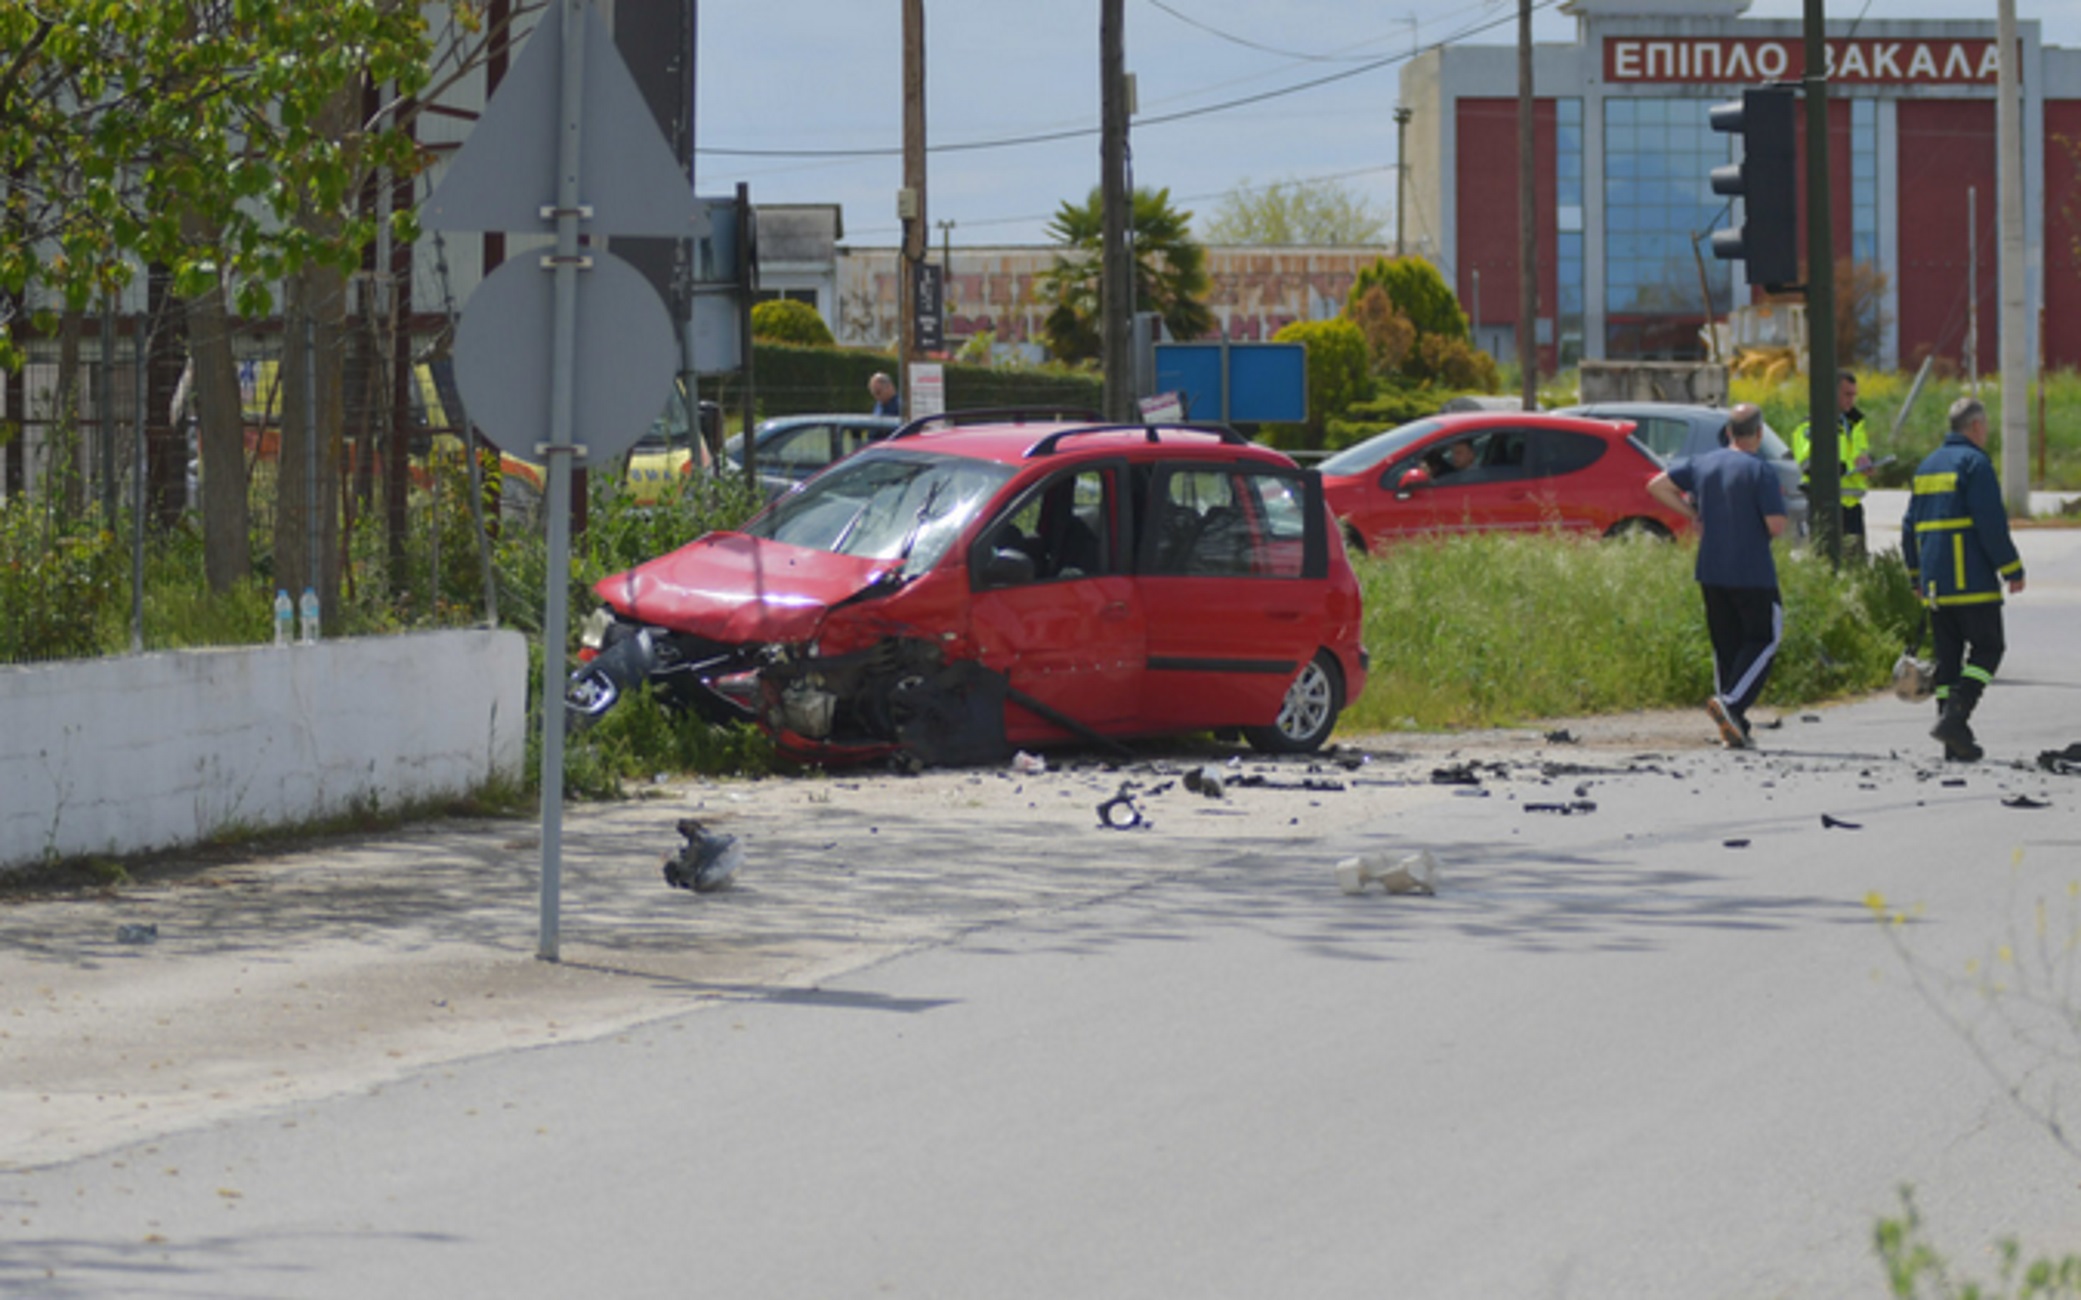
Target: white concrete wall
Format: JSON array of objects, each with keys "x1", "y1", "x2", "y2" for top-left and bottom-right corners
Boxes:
[{"x1": 0, "y1": 629, "x2": 529, "y2": 873}]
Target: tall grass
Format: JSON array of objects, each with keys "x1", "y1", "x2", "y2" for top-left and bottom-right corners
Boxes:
[{"x1": 1344, "y1": 531, "x2": 1922, "y2": 732}]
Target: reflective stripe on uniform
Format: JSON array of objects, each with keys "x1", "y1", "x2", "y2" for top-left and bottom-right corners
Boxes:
[
  {"x1": 1916, "y1": 516, "x2": 1974, "y2": 532},
  {"x1": 1914, "y1": 472, "x2": 1958, "y2": 495},
  {"x1": 1962, "y1": 664, "x2": 1995, "y2": 686},
  {"x1": 1931, "y1": 590, "x2": 2005, "y2": 607},
  {"x1": 1954, "y1": 535, "x2": 1967, "y2": 590}
]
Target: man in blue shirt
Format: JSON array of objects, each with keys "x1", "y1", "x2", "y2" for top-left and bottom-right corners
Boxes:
[
  {"x1": 1648, "y1": 403, "x2": 1789, "y2": 749},
  {"x1": 868, "y1": 372, "x2": 901, "y2": 418}
]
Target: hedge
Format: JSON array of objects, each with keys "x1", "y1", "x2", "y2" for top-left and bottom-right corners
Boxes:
[{"x1": 705, "y1": 343, "x2": 1105, "y2": 420}]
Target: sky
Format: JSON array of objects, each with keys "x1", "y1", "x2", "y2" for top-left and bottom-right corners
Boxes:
[{"x1": 692, "y1": 0, "x2": 2081, "y2": 250}]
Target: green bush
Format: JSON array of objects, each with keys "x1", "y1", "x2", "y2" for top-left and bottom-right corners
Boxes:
[
  {"x1": 0, "y1": 500, "x2": 126, "y2": 660},
  {"x1": 750, "y1": 299, "x2": 836, "y2": 347},
  {"x1": 1265, "y1": 318, "x2": 1372, "y2": 449}
]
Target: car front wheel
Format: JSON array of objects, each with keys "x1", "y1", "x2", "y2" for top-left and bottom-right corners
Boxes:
[{"x1": 1244, "y1": 651, "x2": 1343, "y2": 754}]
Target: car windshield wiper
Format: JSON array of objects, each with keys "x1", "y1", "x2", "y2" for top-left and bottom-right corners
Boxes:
[{"x1": 890, "y1": 478, "x2": 948, "y2": 578}]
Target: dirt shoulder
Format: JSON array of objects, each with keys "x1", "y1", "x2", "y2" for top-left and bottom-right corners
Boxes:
[{"x1": 0, "y1": 707, "x2": 1740, "y2": 1171}]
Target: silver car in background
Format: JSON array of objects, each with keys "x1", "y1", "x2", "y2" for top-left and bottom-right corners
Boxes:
[{"x1": 1556, "y1": 401, "x2": 1809, "y2": 536}]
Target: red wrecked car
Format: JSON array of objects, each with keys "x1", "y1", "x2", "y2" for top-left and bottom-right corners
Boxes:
[{"x1": 567, "y1": 412, "x2": 1369, "y2": 767}]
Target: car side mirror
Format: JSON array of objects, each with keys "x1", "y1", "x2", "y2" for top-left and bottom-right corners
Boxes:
[
  {"x1": 1396, "y1": 466, "x2": 1430, "y2": 498},
  {"x1": 980, "y1": 547, "x2": 1038, "y2": 587}
]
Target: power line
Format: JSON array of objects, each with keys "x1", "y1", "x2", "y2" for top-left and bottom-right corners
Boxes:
[
  {"x1": 696, "y1": 0, "x2": 1559, "y2": 161},
  {"x1": 1139, "y1": 0, "x2": 1397, "y2": 63}
]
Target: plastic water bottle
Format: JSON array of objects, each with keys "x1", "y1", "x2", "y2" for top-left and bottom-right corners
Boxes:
[
  {"x1": 298, "y1": 586, "x2": 320, "y2": 645},
  {"x1": 273, "y1": 589, "x2": 293, "y2": 647}
]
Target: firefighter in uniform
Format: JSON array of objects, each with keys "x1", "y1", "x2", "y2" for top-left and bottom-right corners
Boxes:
[
  {"x1": 1902, "y1": 396, "x2": 2025, "y2": 763},
  {"x1": 1793, "y1": 369, "x2": 1874, "y2": 548}
]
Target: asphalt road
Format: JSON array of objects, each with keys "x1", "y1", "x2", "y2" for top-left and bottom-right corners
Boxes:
[{"x1": 5, "y1": 525, "x2": 2081, "y2": 1299}]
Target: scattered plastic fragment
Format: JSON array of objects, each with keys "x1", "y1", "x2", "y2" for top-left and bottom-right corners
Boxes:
[
  {"x1": 2002, "y1": 794, "x2": 2051, "y2": 810},
  {"x1": 1335, "y1": 849, "x2": 1438, "y2": 896},
  {"x1": 1941, "y1": 777, "x2": 1968, "y2": 788},
  {"x1": 1524, "y1": 800, "x2": 1598, "y2": 815},
  {"x1": 1723, "y1": 839, "x2": 1751, "y2": 849},
  {"x1": 1096, "y1": 792, "x2": 1146, "y2": 829},
  {"x1": 2036, "y1": 743, "x2": 2081, "y2": 776},
  {"x1": 1544, "y1": 729, "x2": 1578, "y2": 745},
  {"x1": 116, "y1": 923, "x2": 158, "y2": 944},
  {"x1": 1011, "y1": 750, "x2": 1047, "y2": 775},
  {"x1": 1820, "y1": 813, "x2": 1862, "y2": 830},
  {"x1": 663, "y1": 819, "x2": 743, "y2": 892},
  {"x1": 1430, "y1": 762, "x2": 1483, "y2": 786},
  {"x1": 1183, "y1": 766, "x2": 1225, "y2": 799}
]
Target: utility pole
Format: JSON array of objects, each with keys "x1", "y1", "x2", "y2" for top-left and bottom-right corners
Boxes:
[
  {"x1": 900, "y1": 0, "x2": 925, "y2": 412},
  {"x1": 1101, "y1": 0, "x2": 1133, "y2": 421},
  {"x1": 1997, "y1": 0, "x2": 2029, "y2": 513},
  {"x1": 1394, "y1": 105, "x2": 1413, "y2": 258},
  {"x1": 1803, "y1": 0, "x2": 1841, "y2": 567},
  {"x1": 1516, "y1": 0, "x2": 1537, "y2": 411}
]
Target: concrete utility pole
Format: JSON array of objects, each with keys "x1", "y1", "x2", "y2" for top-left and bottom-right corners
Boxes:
[
  {"x1": 1516, "y1": 0, "x2": 1537, "y2": 410},
  {"x1": 1101, "y1": 0, "x2": 1133, "y2": 421},
  {"x1": 1394, "y1": 105, "x2": 1413, "y2": 258},
  {"x1": 1803, "y1": 0, "x2": 1841, "y2": 567},
  {"x1": 1997, "y1": 0, "x2": 2030, "y2": 513},
  {"x1": 900, "y1": 0, "x2": 925, "y2": 411}
]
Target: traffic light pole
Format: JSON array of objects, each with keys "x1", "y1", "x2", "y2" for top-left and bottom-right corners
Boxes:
[{"x1": 1803, "y1": 0, "x2": 1841, "y2": 568}]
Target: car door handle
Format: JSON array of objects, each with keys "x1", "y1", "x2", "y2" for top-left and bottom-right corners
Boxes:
[{"x1": 1101, "y1": 601, "x2": 1133, "y2": 621}]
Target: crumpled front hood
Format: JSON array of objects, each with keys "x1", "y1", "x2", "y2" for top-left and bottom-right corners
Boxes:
[{"x1": 595, "y1": 532, "x2": 891, "y2": 644}]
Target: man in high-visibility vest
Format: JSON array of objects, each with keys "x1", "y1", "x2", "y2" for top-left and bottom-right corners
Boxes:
[
  {"x1": 1792, "y1": 369, "x2": 1873, "y2": 548},
  {"x1": 1902, "y1": 396, "x2": 2025, "y2": 763}
]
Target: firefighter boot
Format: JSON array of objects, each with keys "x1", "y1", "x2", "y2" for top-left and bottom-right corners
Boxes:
[{"x1": 1931, "y1": 681, "x2": 1984, "y2": 763}]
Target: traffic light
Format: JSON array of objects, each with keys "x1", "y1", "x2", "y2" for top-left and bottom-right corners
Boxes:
[{"x1": 1708, "y1": 87, "x2": 1798, "y2": 292}]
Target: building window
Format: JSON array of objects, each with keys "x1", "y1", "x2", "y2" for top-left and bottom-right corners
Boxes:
[
  {"x1": 1556, "y1": 98, "x2": 1584, "y2": 368},
  {"x1": 1850, "y1": 98, "x2": 1878, "y2": 265},
  {"x1": 1602, "y1": 97, "x2": 1730, "y2": 359}
]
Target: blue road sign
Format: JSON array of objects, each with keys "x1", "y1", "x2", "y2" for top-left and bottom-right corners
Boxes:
[{"x1": 1152, "y1": 341, "x2": 1308, "y2": 423}]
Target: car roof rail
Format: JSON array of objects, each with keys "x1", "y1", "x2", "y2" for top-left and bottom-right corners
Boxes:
[
  {"x1": 886, "y1": 406, "x2": 1106, "y2": 441},
  {"x1": 1024, "y1": 422, "x2": 1253, "y2": 458}
]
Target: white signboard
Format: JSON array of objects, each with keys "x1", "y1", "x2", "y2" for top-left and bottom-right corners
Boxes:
[{"x1": 908, "y1": 362, "x2": 946, "y2": 418}]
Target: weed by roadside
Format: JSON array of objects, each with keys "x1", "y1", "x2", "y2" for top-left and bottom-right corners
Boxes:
[{"x1": 1344, "y1": 531, "x2": 1920, "y2": 732}]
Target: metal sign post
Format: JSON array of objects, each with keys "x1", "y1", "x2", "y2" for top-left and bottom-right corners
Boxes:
[{"x1": 425, "y1": 0, "x2": 702, "y2": 963}]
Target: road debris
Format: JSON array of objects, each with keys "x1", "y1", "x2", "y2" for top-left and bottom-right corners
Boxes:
[
  {"x1": 663, "y1": 819, "x2": 743, "y2": 893},
  {"x1": 1011, "y1": 751, "x2": 1048, "y2": 775},
  {"x1": 1182, "y1": 766, "x2": 1226, "y2": 799},
  {"x1": 1544, "y1": 729, "x2": 1578, "y2": 745},
  {"x1": 2037, "y1": 743, "x2": 2081, "y2": 776},
  {"x1": 1820, "y1": 813, "x2": 1863, "y2": 830},
  {"x1": 2002, "y1": 794, "x2": 2052, "y2": 810},
  {"x1": 1723, "y1": 839, "x2": 1751, "y2": 849},
  {"x1": 1096, "y1": 789, "x2": 1148, "y2": 830},
  {"x1": 1335, "y1": 849, "x2": 1438, "y2": 897},
  {"x1": 115, "y1": 923, "x2": 158, "y2": 944},
  {"x1": 1524, "y1": 800, "x2": 1598, "y2": 815}
]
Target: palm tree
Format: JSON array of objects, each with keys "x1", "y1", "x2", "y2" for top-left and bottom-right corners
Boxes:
[{"x1": 1040, "y1": 186, "x2": 1212, "y2": 365}]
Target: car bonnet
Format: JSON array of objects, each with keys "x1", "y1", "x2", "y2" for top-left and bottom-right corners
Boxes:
[{"x1": 596, "y1": 532, "x2": 894, "y2": 644}]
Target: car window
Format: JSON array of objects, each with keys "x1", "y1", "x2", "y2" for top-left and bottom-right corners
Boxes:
[
  {"x1": 1319, "y1": 419, "x2": 1443, "y2": 476},
  {"x1": 746, "y1": 450, "x2": 1014, "y2": 578},
  {"x1": 1529, "y1": 429, "x2": 1608, "y2": 477},
  {"x1": 1144, "y1": 464, "x2": 1312, "y2": 578},
  {"x1": 769, "y1": 425, "x2": 835, "y2": 476},
  {"x1": 975, "y1": 467, "x2": 1114, "y2": 587}
]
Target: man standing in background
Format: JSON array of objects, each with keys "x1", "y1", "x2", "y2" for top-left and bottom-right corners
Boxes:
[
  {"x1": 1793, "y1": 369, "x2": 1873, "y2": 551},
  {"x1": 1648, "y1": 403, "x2": 1789, "y2": 750}
]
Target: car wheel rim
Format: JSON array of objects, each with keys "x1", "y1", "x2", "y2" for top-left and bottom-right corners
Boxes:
[{"x1": 1277, "y1": 660, "x2": 1334, "y2": 741}]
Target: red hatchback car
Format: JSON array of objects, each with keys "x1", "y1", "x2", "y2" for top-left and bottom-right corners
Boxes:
[
  {"x1": 1319, "y1": 412, "x2": 1691, "y2": 553},
  {"x1": 568, "y1": 414, "x2": 1369, "y2": 766}
]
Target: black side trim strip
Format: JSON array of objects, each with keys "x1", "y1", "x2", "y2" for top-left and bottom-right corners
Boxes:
[{"x1": 1148, "y1": 656, "x2": 1297, "y2": 675}]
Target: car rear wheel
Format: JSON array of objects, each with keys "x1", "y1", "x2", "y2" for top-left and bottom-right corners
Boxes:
[
  {"x1": 1603, "y1": 516, "x2": 1672, "y2": 541},
  {"x1": 1245, "y1": 651, "x2": 1343, "y2": 754}
]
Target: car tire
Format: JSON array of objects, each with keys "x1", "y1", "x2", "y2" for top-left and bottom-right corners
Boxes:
[
  {"x1": 1603, "y1": 517, "x2": 1673, "y2": 541},
  {"x1": 1244, "y1": 651, "x2": 1343, "y2": 754}
]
